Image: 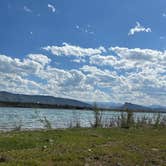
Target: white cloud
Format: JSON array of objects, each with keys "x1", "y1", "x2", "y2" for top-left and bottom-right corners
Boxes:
[
  {"x1": 89, "y1": 46, "x2": 166, "y2": 73},
  {"x1": 48, "y1": 4, "x2": 56, "y2": 13},
  {"x1": 0, "y1": 54, "x2": 110, "y2": 102},
  {"x1": 43, "y1": 43, "x2": 106, "y2": 57},
  {"x1": 110, "y1": 47, "x2": 166, "y2": 63},
  {"x1": 128, "y1": 22, "x2": 151, "y2": 36},
  {"x1": 0, "y1": 54, "x2": 51, "y2": 95},
  {"x1": 0, "y1": 54, "x2": 51, "y2": 76},
  {"x1": 75, "y1": 25, "x2": 95, "y2": 35},
  {"x1": 72, "y1": 57, "x2": 86, "y2": 63},
  {"x1": 88, "y1": 46, "x2": 166, "y2": 104},
  {"x1": 23, "y1": 6, "x2": 32, "y2": 13},
  {"x1": 27, "y1": 54, "x2": 51, "y2": 66},
  {"x1": 0, "y1": 44, "x2": 166, "y2": 106},
  {"x1": 90, "y1": 54, "x2": 117, "y2": 66}
]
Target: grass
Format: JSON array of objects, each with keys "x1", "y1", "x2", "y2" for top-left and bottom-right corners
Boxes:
[{"x1": 0, "y1": 128, "x2": 165, "y2": 165}]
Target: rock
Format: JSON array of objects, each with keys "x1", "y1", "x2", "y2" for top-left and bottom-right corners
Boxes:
[
  {"x1": 42, "y1": 145, "x2": 47, "y2": 151},
  {"x1": 116, "y1": 162, "x2": 122, "y2": 166},
  {"x1": 151, "y1": 148, "x2": 159, "y2": 152}
]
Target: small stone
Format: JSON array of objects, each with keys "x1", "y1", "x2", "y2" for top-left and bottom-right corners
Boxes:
[
  {"x1": 49, "y1": 139, "x2": 54, "y2": 144},
  {"x1": 116, "y1": 162, "x2": 122, "y2": 166},
  {"x1": 42, "y1": 145, "x2": 47, "y2": 150},
  {"x1": 151, "y1": 148, "x2": 159, "y2": 152}
]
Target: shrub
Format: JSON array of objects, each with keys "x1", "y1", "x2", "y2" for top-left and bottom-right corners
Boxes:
[
  {"x1": 119, "y1": 110, "x2": 134, "y2": 129},
  {"x1": 91, "y1": 103, "x2": 103, "y2": 128}
]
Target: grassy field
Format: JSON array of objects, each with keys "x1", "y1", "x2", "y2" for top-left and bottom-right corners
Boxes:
[{"x1": 0, "y1": 128, "x2": 165, "y2": 166}]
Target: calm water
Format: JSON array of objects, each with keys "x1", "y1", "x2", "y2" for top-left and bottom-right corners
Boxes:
[{"x1": 0, "y1": 107, "x2": 165, "y2": 131}]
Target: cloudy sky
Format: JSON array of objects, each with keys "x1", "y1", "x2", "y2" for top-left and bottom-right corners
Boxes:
[{"x1": 0, "y1": 0, "x2": 166, "y2": 106}]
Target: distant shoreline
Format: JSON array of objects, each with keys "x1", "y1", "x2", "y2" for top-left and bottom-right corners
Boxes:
[
  {"x1": 0, "y1": 101, "x2": 92, "y2": 110},
  {"x1": 0, "y1": 101, "x2": 166, "y2": 113}
]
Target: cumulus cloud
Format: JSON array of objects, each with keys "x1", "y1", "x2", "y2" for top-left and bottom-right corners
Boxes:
[
  {"x1": 128, "y1": 22, "x2": 151, "y2": 36},
  {"x1": 90, "y1": 46, "x2": 166, "y2": 72},
  {"x1": 90, "y1": 54, "x2": 117, "y2": 66},
  {"x1": 0, "y1": 54, "x2": 51, "y2": 95},
  {"x1": 42, "y1": 43, "x2": 106, "y2": 57},
  {"x1": 0, "y1": 53, "x2": 109, "y2": 102},
  {"x1": 111, "y1": 47, "x2": 166, "y2": 60},
  {"x1": 0, "y1": 44, "x2": 166, "y2": 106},
  {"x1": 0, "y1": 54, "x2": 51, "y2": 76},
  {"x1": 72, "y1": 57, "x2": 86, "y2": 63},
  {"x1": 48, "y1": 4, "x2": 56, "y2": 13},
  {"x1": 23, "y1": 6, "x2": 32, "y2": 13},
  {"x1": 88, "y1": 46, "x2": 166, "y2": 105},
  {"x1": 110, "y1": 47, "x2": 166, "y2": 64},
  {"x1": 27, "y1": 54, "x2": 51, "y2": 66}
]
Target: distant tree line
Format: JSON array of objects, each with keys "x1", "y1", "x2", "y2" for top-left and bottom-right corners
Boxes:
[{"x1": 0, "y1": 101, "x2": 92, "y2": 110}]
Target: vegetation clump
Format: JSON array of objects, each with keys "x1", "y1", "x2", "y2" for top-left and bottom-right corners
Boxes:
[{"x1": 90, "y1": 103, "x2": 103, "y2": 128}]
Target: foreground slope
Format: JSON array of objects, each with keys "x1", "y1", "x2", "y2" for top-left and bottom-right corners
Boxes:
[{"x1": 0, "y1": 128, "x2": 165, "y2": 165}]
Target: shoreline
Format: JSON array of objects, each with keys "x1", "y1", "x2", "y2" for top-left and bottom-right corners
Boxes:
[{"x1": 0, "y1": 105, "x2": 166, "y2": 113}]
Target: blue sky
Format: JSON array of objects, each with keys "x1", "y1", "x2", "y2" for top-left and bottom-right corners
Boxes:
[{"x1": 0, "y1": 0, "x2": 166, "y2": 106}]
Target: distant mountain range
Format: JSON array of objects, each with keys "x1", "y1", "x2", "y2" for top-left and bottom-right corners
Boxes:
[
  {"x1": 0, "y1": 91, "x2": 91, "y2": 109},
  {"x1": 94, "y1": 102, "x2": 166, "y2": 113},
  {"x1": 0, "y1": 91, "x2": 165, "y2": 112}
]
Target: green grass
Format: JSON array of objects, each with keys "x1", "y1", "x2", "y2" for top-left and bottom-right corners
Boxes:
[{"x1": 0, "y1": 128, "x2": 165, "y2": 165}]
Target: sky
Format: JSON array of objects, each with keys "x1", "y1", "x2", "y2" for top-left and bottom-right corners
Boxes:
[{"x1": 0, "y1": 0, "x2": 166, "y2": 106}]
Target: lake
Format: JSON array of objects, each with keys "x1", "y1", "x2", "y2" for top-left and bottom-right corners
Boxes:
[{"x1": 0, "y1": 107, "x2": 165, "y2": 131}]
